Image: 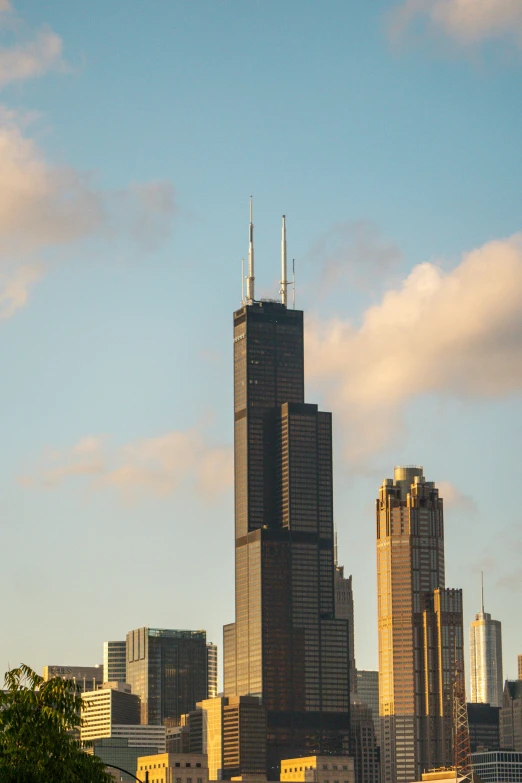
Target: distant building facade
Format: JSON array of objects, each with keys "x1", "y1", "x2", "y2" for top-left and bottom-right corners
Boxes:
[
  {"x1": 103, "y1": 641, "x2": 127, "y2": 684},
  {"x1": 126, "y1": 628, "x2": 208, "y2": 725},
  {"x1": 471, "y1": 750, "x2": 522, "y2": 782},
  {"x1": 42, "y1": 664, "x2": 103, "y2": 692},
  {"x1": 352, "y1": 670, "x2": 380, "y2": 747},
  {"x1": 334, "y1": 561, "x2": 356, "y2": 698},
  {"x1": 376, "y1": 466, "x2": 464, "y2": 783},
  {"x1": 350, "y1": 703, "x2": 379, "y2": 783},
  {"x1": 501, "y1": 681, "x2": 522, "y2": 752},
  {"x1": 206, "y1": 643, "x2": 218, "y2": 700},
  {"x1": 470, "y1": 602, "x2": 503, "y2": 708},
  {"x1": 467, "y1": 702, "x2": 500, "y2": 752},
  {"x1": 111, "y1": 724, "x2": 166, "y2": 753}
]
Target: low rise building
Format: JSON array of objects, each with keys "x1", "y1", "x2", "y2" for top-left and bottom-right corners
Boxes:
[
  {"x1": 137, "y1": 753, "x2": 208, "y2": 783},
  {"x1": 472, "y1": 749, "x2": 522, "y2": 782},
  {"x1": 280, "y1": 755, "x2": 355, "y2": 783}
]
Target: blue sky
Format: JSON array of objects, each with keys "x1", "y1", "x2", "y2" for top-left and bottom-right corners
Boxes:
[{"x1": 0, "y1": 0, "x2": 521, "y2": 688}]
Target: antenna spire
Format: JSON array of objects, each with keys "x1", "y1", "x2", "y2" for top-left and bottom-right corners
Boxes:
[
  {"x1": 481, "y1": 571, "x2": 484, "y2": 614},
  {"x1": 246, "y1": 196, "x2": 255, "y2": 304},
  {"x1": 280, "y1": 215, "x2": 287, "y2": 306}
]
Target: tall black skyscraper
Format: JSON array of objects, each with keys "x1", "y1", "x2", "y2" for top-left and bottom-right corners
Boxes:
[{"x1": 224, "y1": 205, "x2": 350, "y2": 778}]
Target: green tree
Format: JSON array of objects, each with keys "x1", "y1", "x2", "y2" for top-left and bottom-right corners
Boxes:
[{"x1": 0, "y1": 663, "x2": 112, "y2": 783}]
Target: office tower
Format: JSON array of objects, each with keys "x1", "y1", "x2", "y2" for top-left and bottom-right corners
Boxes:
[
  {"x1": 223, "y1": 208, "x2": 351, "y2": 777},
  {"x1": 80, "y1": 683, "x2": 140, "y2": 743},
  {"x1": 376, "y1": 466, "x2": 464, "y2": 783},
  {"x1": 350, "y1": 703, "x2": 380, "y2": 783},
  {"x1": 470, "y1": 579, "x2": 503, "y2": 708},
  {"x1": 280, "y1": 755, "x2": 355, "y2": 783},
  {"x1": 471, "y1": 749, "x2": 522, "y2": 782},
  {"x1": 42, "y1": 664, "x2": 103, "y2": 692},
  {"x1": 353, "y1": 670, "x2": 380, "y2": 747},
  {"x1": 126, "y1": 628, "x2": 208, "y2": 725},
  {"x1": 138, "y1": 753, "x2": 209, "y2": 783},
  {"x1": 501, "y1": 681, "x2": 522, "y2": 752},
  {"x1": 187, "y1": 695, "x2": 266, "y2": 780},
  {"x1": 467, "y1": 703, "x2": 500, "y2": 752},
  {"x1": 518, "y1": 656, "x2": 522, "y2": 680},
  {"x1": 207, "y1": 642, "x2": 218, "y2": 700},
  {"x1": 334, "y1": 551, "x2": 356, "y2": 697},
  {"x1": 104, "y1": 641, "x2": 127, "y2": 684}
]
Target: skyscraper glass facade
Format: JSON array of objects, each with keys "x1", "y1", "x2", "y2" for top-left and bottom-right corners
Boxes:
[
  {"x1": 126, "y1": 628, "x2": 208, "y2": 726},
  {"x1": 225, "y1": 300, "x2": 350, "y2": 778},
  {"x1": 470, "y1": 611, "x2": 503, "y2": 708}
]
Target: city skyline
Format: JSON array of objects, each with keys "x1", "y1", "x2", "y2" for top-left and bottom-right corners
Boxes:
[{"x1": 0, "y1": 0, "x2": 521, "y2": 686}]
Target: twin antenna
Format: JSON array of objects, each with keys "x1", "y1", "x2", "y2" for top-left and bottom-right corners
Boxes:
[{"x1": 241, "y1": 197, "x2": 295, "y2": 308}]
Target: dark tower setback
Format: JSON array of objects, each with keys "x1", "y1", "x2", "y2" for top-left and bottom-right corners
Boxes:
[{"x1": 224, "y1": 209, "x2": 350, "y2": 779}]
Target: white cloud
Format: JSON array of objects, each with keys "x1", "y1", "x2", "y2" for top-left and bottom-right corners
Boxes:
[
  {"x1": 22, "y1": 429, "x2": 233, "y2": 504},
  {"x1": 0, "y1": 27, "x2": 65, "y2": 87},
  {"x1": 306, "y1": 234, "x2": 522, "y2": 463},
  {"x1": 390, "y1": 0, "x2": 522, "y2": 46}
]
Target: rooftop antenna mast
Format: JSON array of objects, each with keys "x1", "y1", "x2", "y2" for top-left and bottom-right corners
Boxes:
[
  {"x1": 292, "y1": 258, "x2": 296, "y2": 309},
  {"x1": 280, "y1": 215, "x2": 288, "y2": 306},
  {"x1": 246, "y1": 197, "x2": 255, "y2": 304},
  {"x1": 241, "y1": 258, "x2": 245, "y2": 305},
  {"x1": 481, "y1": 571, "x2": 484, "y2": 614}
]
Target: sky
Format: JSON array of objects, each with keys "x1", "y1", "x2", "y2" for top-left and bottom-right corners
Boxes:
[{"x1": 0, "y1": 0, "x2": 521, "y2": 689}]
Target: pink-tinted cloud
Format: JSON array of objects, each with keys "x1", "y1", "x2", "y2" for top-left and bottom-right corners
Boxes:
[
  {"x1": 306, "y1": 234, "x2": 522, "y2": 463},
  {"x1": 390, "y1": 0, "x2": 522, "y2": 47},
  {"x1": 22, "y1": 429, "x2": 233, "y2": 504},
  {"x1": 0, "y1": 264, "x2": 43, "y2": 318}
]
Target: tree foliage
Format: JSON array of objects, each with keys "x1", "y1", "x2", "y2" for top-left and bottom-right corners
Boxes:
[{"x1": 0, "y1": 663, "x2": 112, "y2": 783}]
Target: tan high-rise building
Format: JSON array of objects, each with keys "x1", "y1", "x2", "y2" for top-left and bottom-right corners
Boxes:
[
  {"x1": 188, "y1": 695, "x2": 266, "y2": 780},
  {"x1": 376, "y1": 466, "x2": 464, "y2": 783}
]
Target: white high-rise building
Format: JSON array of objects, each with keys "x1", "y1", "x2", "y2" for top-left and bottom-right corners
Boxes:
[
  {"x1": 470, "y1": 582, "x2": 503, "y2": 708},
  {"x1": 103, "y1": 640, "x2": 127, "y2": 684}
]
